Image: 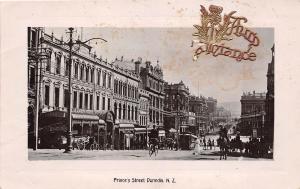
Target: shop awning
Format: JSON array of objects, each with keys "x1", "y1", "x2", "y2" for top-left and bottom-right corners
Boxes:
[
  {"x1": 134, "y1": 128, "x2": 147, "y2": 134},
  {"x1": 41, "y1": 110, "x2": 67, "y2": 118},
  {"x1": 119, "y1": 123, "x2": 135, "y2": 128},
  {"x1": 99, "y1": 119, "x2": 106, "y2": 125},
  {"x1": 159, "y1": 130, "x2": 165, "y2": 137},
  {"x1": 169, "y1": 128, "x2": 177, "y2": 133},
  {"x1": 72, "y1": 114, "x2": 99, "y2": 121}
]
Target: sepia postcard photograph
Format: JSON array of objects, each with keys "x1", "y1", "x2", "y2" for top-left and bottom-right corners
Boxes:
[
  {"x1": 27, "y1": 26, "x2": 274, "y2": 161},
  {"x1": 1, "y1": 1, "x2": 300, "y2": 189}
]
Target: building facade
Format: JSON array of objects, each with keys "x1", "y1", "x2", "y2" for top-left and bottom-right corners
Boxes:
[
  {"x1": 206, "y1": 97, "x2": 217, "y2": 114},
  {"x1": 164, "y1": 81, "x2": 190, "y2": 134},
  {"x1": 139, "y1": 61, "x2": 165, "y2": 129},
  {"x1": 188, "y1": 95, "x2": 209, "y2": 135},
  {"x1": 265, "y1": 45, "x2": 275, "y2": 147},
  {"x1": 240, "y1": 91, "x2": 266, "y2": 137},
  {"x1": 33, "y1": 29, "x2": 140, "y2": 150}
]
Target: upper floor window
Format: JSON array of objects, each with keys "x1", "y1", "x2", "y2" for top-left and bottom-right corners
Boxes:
[
  {"x1": 44, "y1": 85, "x2": 50, "y2": 106},
  {"x1": 74, "y1": 63, "x2": 78, "y2": 79},
  {"x1": 80, "y1": 66, "x2": 84, "y2": 80},
  {"x1": 86, "y1": 67, "x2": 89, "y2": 82},
  {"x1": 55, "y1": 55, "x2": 61, "y2": 75},
  {"x1": 29, "y1": 66, "x2": 35, "y2": 89},
  {"x1": 108, "y1": 74, "x2": 111, "y2": 89},
  {"x1": 90, "y1": 68, "x2": 94, "y2": 83},
  {"x1": 65, "y1": 58, "x2": 70, "y2": 76},
  {"x1": 97, "y1": 70, "x2": 101, "y2": 85},
  {"x1": 102, "y1": 72, "x2": 106, "y2": 87}
]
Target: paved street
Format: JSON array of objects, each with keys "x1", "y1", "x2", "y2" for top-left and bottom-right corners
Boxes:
[{"x1": 28, "y1": 148, "x2": 270, "y2": 160}]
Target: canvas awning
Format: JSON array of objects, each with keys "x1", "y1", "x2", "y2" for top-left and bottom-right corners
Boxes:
[
  {"x1": 159, "y1": 130, "x2": 165, "y2": 137},
  {"x1": 72, "y1": 114, "x2": 99, "y2": 121},
  {"x1": 119, "y1": 123, "x2": 135, "y2": 128},
  {"x1": 134, "y1": 127, "x2": 147, "y2": 134},
  {"x1": 169, "y1": 128, "x2": 177, "y2": 133}
]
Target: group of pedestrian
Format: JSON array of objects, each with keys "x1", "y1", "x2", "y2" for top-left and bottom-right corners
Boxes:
[
  {"x1": 192, "y1": 137, "x2": 216, "y2": 155},
  {"x1": 244, "y1": 137, "x2": 271, "y2": 158}
]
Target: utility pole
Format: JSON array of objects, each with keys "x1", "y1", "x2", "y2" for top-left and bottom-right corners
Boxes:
[
  {"x1": 63, "y1": 27, "x2": 107, "y2": 153},
  {"x1": 64, "y1": 27, "x2": 74, "y2": 153}
]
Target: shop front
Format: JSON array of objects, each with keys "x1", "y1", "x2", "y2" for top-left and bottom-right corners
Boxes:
[
  {"x1": 97, "y1": 111, "x2": 116, "y2": 150},
  {"x1": 134, "y1": 127, "x2": 147, "y2": 149},
  {"x1": 118, "y1": 123, "x2": 135, "y2": 150}
]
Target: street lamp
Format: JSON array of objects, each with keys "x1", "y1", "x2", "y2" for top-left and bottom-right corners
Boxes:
[{"x1": 63, "y1": 27, "x2": 107, "y2": 153}]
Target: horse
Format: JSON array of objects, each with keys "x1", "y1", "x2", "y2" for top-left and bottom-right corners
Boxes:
[{"x1": 218, "y1": 137, "x2": 230, "y2": 160}]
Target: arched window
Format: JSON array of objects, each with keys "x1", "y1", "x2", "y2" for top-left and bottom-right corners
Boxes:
[
  {"x1": 97, "y1": 70, "x2": 101, "y2": 85},
  {"x1": 119, "y1": 81, "x2": 122, "y2": 95},
  {"x1": 123, "y1": 104, "x2": 126, "y2": 119},
  {"x1": 114, "y1": 102, "x2": 117, "y2": 117},
  {"x1": 90, "y1": 68, "x2": 94, "y2": 83},
  {"x1": 55, "y1": 54, "x2": 61, "y2": 75},
  {"x1": 119, "y1": 103, "x2": 122, "y2": 119},
  {"x1": 108, "y1": 74, "x2": 111, "y2": 89},
  {"x1": 131, "y1": 105, "x2": 134, "y2": 120},
  {"x1": 46, "y1": 52, "x2": 51, "y2": 72},
  {"x1": 80, "y1": 65, "x2": 84, "y2": 80},
  {"x1": 128, "y1": 106, "x2": 131, "y2": 120},
  {"x1": 135, "y1": 106, "x2": 137, "y2": 121},
  {"x1": 74, "y1": 62, "x2": 78, "y2": 79},
  {"x1": 102, "y1": 72, "x2": 106, "y2": 87},
  {"x1": 86, "y1": 67, "x2": 89, "y2": 82}
]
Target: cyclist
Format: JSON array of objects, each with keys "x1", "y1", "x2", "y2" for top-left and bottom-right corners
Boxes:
[{"x1": 149, "y1": 125, "x2": 159, "y2": 151}]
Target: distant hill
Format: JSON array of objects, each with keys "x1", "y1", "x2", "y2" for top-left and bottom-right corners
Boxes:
[{"x1": 219, "y1": 101, "x2": 241, "y2": 118}]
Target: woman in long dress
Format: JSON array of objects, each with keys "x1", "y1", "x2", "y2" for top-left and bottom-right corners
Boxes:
[{"x1": 193, "y1": 137, "x2": 201, "y2": 155}]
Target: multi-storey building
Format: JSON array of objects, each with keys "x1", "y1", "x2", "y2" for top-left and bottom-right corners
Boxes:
[
  {"x1": 32, "y1": 29, "x2": 140, "y2": 150},
  {"x1": 164, "y1": 81, "x2": 190, "y2": 134},
  {"x1": 112, "y1": 58, "x2": 141, "y2": 149},
  {"x1": 206, "y1": 97, "x2": 217, "y2": 114},
  {"x1": 139, "y1": 61, "x2": 165, "y2": 129},
  {"x1": 189, "y1": 95, "x2": 209, "y2": 135},
  {"x1": 112, "y1": 57, "x2": 166, "y2": 144},
  {"x1": 265, "y1": 45, "x2": 274, "y2": 147},
  {"x1": 240, "y1": 91, "x2": 266, "y2": 137},
  {"x1": 211, "y1": 106, "x2": 231, "y2": 122}
]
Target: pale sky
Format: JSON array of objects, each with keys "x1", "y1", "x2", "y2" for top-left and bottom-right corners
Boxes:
[{"x1": 45, "y1": 27, "x2": 274, "y2": 104}]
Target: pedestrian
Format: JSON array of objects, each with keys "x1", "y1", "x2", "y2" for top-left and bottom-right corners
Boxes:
[
  {"x1": 203, "y1": 138, "x2": 206, "y2": 150},
  {"x1": 208, "y1": 138, "x2": 212, "y2": 150},
  {"x1": 212, "y1": 139, "x2": 215, "y2": 150},
  {"x1": 193, "y1": 137, "x2": 201, "y2": 155}
]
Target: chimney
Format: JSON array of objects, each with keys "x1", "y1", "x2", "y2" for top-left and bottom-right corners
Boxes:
[
  {"x1": 121, "y1": 56, "x2": 123, "y2": 61},
  {"x1": 135, "y1": 57, "x2": 141, "y2": 75}
]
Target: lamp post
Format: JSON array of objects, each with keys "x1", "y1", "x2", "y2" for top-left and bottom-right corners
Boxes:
[{"x1": 63, "y1": 27, "x2": 107, "y2": 153}]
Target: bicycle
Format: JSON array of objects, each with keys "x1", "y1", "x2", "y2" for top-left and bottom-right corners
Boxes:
[{"x1": 148, "y1": 141, "x2": 159, "y2": 157}]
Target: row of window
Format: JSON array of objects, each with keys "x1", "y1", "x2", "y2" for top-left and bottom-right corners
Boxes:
[
  {"x1": 44, "y1": 84, "x2": 139, "y2": 121},
  {"x1": 139, "y1": 100, "x2": 149, "y2": 111},
  {"x1": 148, "y1": 78, "x2": 163, "y2": 92},
  {"x1": 45, "y1": 53, "x2": 112, "y2": 89},
  {"x1": 113, "y1": 103, "x2": 138, "y2": 121},
  {"x1": 44, "y1": 85, "x2": 111, "y2": 111},
  {"x1": 113, "y1": 79, "x2": 138, "y2": 99},
  {"x1": 149, "y1": 109, "x2": 163, "y2": 123},
  {"x1": 149, "y1": 95, "x2": 163, "y2": 109},
  {"x1": 139, "y1": 115, "x2": 148, "y2": 126}
]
